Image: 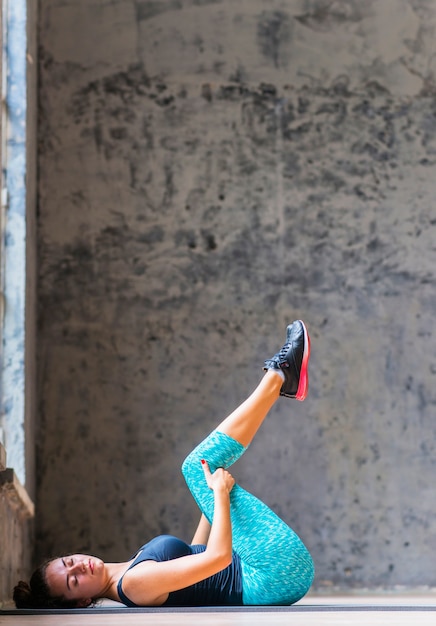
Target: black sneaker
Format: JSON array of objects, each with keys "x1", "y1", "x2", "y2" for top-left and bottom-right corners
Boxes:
[{"x1": 264, "y1": 320, "x2": 310, "y2": 400}]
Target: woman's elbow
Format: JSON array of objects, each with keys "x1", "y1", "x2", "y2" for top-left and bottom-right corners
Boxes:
[
  {"x1": 222, "y1": 554, "x2": 233, "y2": 569},
  {"x1": 206, "y1": 548, "x2": 232, "y2": 571},
  {"x1": 215, "y1": 550, "x2": 233, "y2": 570}
]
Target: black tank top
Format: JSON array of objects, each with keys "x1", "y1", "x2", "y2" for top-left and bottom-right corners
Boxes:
[{"x1": 117, "y1": 535, "x2": 243, "y2": 606}]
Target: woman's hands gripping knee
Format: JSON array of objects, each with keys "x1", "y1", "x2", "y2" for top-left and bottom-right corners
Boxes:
[{"x1": 201, "y1": 460, "x2": 235, "y2": 494}]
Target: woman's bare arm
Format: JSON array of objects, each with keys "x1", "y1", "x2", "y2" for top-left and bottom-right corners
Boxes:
[
  {"x1": 191, "y1": 514, "x2": 211, "y2": 545},
  {"x1": 122, "y1": 462, "x2": 234, "y2": 606}
]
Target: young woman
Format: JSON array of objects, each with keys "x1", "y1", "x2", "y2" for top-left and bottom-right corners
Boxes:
[{"x1": 14, "y1": 320, "x2": 315, "y2": 608}]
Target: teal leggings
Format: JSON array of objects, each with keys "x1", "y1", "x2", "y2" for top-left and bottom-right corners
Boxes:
[{"x1": 181, "y1": 430, "x2": 315, "y2": 605}]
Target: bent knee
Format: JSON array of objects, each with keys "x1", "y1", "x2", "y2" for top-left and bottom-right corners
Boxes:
[{"x1": 181, "y1": 451, "x2": 201, "y2": 480}]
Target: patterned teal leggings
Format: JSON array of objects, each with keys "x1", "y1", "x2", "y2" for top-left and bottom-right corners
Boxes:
[{"x1": 181, "y1": 430, "x2": 315, "y2": 605}]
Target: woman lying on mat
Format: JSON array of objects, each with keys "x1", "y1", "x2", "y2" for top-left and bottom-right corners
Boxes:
[{"x1": 14, "y1": 320, "x2": 314, "y2": 609}]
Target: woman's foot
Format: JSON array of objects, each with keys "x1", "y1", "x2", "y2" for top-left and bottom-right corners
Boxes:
[{"x1": 263, "y1": 320, "x2": 310, "y2": 401}]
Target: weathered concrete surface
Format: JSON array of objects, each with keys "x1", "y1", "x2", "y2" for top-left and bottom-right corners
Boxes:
[
  {"x1": 0, "y1": 487, "x2": 34, "y2": 607},
  {"x1": 37, "y1": 0, "x2": 436, "y2": 590}
]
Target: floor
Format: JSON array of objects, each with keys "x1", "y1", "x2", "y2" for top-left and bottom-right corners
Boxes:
[{"x1": 1, "y1": 594, "x2": 436, "y2": 626}]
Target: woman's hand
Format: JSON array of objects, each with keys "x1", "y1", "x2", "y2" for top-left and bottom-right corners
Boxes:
[{"x1": 201, "y1": 460, "x2": 235, "y2": 494}]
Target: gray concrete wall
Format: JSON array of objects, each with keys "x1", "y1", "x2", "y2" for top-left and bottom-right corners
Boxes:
[{"x1": 37, "y1": 0, "x2": 436, "y2": 591}]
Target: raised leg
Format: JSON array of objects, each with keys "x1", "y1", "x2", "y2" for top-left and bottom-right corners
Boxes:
[
  {"x1": 181, "y1": 321, "x2": 314, "y2": 605},
  {"x1": 216, "y1": 370, "x2": 282, "y2": 448},
  {"x1": 215, "y1": 319, "x2": 310, "y2": 447}
]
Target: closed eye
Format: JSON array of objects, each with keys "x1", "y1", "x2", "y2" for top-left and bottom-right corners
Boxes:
[
  {"x1": 62, "y1": 557, "x2": 76, "y2": 591},
  {"x1": 62, "y1": 559, "x2": 71, "y2": 591}
]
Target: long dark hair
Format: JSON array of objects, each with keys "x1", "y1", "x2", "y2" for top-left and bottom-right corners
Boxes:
[{"x1": 13, "y1": 560, "x2": 81, "y2": 609}]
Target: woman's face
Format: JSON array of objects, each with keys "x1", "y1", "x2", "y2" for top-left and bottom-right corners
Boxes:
[{"x1": 45, "y1": 554, "x2": 106, "y2": 605}]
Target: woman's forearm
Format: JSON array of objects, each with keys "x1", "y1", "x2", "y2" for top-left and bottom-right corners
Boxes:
[
  {"x1": 205, "y1": 488, "x2": 232, "y2": 567},
  {"x1": 191, "y1": 514, "x2": 211, "y2": 545}
]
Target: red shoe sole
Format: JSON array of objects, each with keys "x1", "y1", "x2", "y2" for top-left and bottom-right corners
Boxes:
[{"x1": 295, "y1": 321, "x2": 310, "y2": 401}]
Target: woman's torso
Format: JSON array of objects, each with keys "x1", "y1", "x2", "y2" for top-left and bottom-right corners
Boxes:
[{"x1": 117, "y1": 535, "x2": 243, "y2": 607}]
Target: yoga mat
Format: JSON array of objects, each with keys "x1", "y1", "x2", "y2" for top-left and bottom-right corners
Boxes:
[{"x1": 2, "y1": 604, "x2": 436, "y2": 615}]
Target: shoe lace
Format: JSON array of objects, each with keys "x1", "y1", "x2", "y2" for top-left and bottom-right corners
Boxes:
[{"x1": 277, "y1": 340, "x2": 292, "y2": 365}]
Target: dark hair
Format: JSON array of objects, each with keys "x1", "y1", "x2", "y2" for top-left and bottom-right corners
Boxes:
[{"x1": 13, "y1": 560, "x2": 82, "y2": 609}]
